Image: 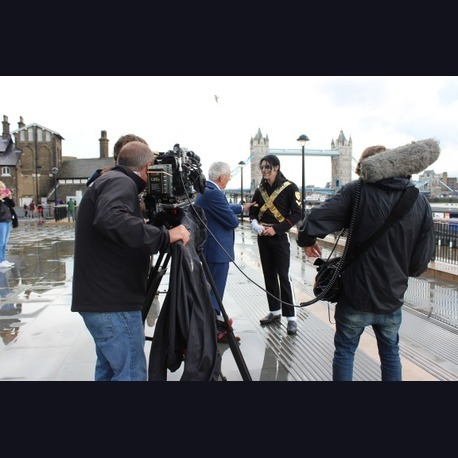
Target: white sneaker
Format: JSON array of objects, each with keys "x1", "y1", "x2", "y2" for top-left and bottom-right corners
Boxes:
[
  {"x1": 3, "y1": 260, "x2": 14, "y2": 266},
  {"x1": 0, "y1": 261, "x2": 12, "y2": 269}
]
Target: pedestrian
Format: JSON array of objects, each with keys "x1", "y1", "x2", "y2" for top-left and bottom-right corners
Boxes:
[
  {"x1": 0, "y1": 182, "x2": 15, "y2": 269},
  {"x1": 249, "y1": 154, "x2": 302, "y2": 335},
  {"x1": 23, "y1": 203, "x2": 29, "y2": 218},
  {"x1": 297, "y1": 138, "x2": 439, "y2": 381},
  {"x1": 37, "y1": 202, "x2": 44, "y2": 223},
  {"x1": 194, "y1": 161, "x2": 253, "y2": 343},
  {"x1": 29, "y1": 200, "x2": 35, "y2": 218},
  {"x1": 71, "y1": 140, "x2": 190, "y2": 381},
  {"x1": 67, "y1": 198, "x2": 75, "y2": 222}
]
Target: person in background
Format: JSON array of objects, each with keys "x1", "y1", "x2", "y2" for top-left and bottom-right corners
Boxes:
[
  {"x1": 194, "y1": 161, "x2": 253, "y2": 343},
  {"x1": 249, "y1": 154, "x2": 302, "y2": 335},
  {"x1": 0, "y1": 182, "x2": 15, "y2": 268},
  {"x1": 23, "y1": 203, "x2": 29, "y2": 218},
  {"x1": 67, "y1": 198, "x2": 75, "y2": 222},
  {"x1": 71, "y1": 140, "x2": 190, "y2": 381},
  {"x1": 297, "y1": 139, "x2": 439, "y2": 381},
  {"x1": 29, "y1": 200, "x2": 36, "y2": 219},
  {"x1": 37, "y1": 202, "x2": 44, "y2": 223}
]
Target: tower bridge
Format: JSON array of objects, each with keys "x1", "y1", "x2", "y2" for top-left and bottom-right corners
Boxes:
[{"x1": 226, "y1": 128, "x2": 353, "y2": 204}]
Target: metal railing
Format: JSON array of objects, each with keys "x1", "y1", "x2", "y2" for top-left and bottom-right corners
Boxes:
[{"x1": 433, "y1": 220, "x2": 458, "y2": 264}]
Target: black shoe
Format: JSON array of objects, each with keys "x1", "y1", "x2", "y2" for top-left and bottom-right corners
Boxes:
[
  {"x1": 287, "y1": 320, "x2": 297, "y2": 335},
  {"x1": 260, "y1": 313, "x2": 281, "y2": 325},
  {"x1": 216, "y1": 318, "x2": 233, "y2": 333},
  {"x1": 217, "y1": 331, "x2": 241, "y2": 344}
]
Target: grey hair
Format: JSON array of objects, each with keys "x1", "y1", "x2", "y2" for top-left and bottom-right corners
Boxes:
[
  {"x1": 208, "y1": 161, "x2": 231, "y2": 181},
  {"x1": 117, "y1": 141, "x2": 155, "y2": 171}
]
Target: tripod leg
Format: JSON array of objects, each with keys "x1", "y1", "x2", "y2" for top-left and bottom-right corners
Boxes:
[
  {"x1": 198, "y1": 251, "x2": 252, "y2": 381},
  {"x1": 142, "y1": 246, "x2": 172, "y2": 323}
]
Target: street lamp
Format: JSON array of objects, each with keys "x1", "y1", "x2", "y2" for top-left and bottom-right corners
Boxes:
[
  {"x1": 297, "y1": 134, "x2": 310, "y2": 220},
  {"x1": 52, "y1": 167, "x2": 58, "y2": 221},
  {"x1": 238, "y1": 160, "x2": 246, "y2": 221},
  {"x1": 34, "y1": 125, "x2": 39, "y2": 203}
]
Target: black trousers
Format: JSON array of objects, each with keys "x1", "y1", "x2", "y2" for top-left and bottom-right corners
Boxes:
[{"x1": 257, "y1": 233, "x2": 296, "y2": 317}]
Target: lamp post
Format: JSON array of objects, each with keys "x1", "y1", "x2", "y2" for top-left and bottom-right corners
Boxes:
[
  {"x1": 52, "y1": 167, "x2": 58, "y2": 221},
  {"x1": 297, "y1": 134, "x2": 310, "y2": 221},
  {"x1": 238, "y1": 160, "x2": 246, "y2": 221},
  {"x1": 34, "y1": 125, "x2": 39, "y2": 203}
]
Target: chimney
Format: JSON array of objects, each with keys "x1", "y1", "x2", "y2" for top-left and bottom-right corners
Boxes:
[
  {"x1": 2, "y1": 115, "x2": 10, "y2": 138},
  {"x1": 99, "y1": 130, "x2": 109, "y2": 159},
  {"x1": 18, "y1": 116, "x2": 25, "y2": 129}
]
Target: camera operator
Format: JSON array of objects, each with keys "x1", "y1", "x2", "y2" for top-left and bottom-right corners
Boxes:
[{"x1": 71, "y1": 140, "x2": 190, "y2": 381}]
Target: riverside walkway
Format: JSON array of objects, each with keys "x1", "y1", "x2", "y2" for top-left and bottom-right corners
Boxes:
[{"x1": 0, "y1": 218, "x2": 457, "y2": 381}]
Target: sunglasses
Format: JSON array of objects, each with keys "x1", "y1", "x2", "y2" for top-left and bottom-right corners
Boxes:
[{"x1": 259, "y1": 165, "x2": 272, "y2": 171}]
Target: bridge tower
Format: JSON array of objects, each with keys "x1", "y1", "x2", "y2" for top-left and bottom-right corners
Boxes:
[
  {"x1": 331, "y1": 129, "x2": 353, "y2": 188},
  {"x1": 249, "y1": 128, "x2": 353, "y2": 192},
  {"x1": 249, "y1": 128, "x2": 269, "y2": 191}
]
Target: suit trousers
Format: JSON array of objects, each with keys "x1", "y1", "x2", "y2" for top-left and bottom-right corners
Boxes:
[
  {"x1": 207, "y1": 261, "x2": 230, "y2": 315},
  {"x1": 257, "y1": 232, "x2": 296, "y2": 317}
]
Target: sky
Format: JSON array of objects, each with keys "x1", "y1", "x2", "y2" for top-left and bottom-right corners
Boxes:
[{"x1": 2, "y1": 75, "x2": 458, "y2": 188}]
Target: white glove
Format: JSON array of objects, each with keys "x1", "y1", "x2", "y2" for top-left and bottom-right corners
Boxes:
[{"x1": 250, "y1": 219, "x2": 263, "y2": 235}]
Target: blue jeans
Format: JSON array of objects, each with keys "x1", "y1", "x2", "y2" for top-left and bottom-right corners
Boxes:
[
  {"x1": 0, "y1": 221, "x2": 12, "y2": 262},
  {"x1": 80, "y1": 311, "x2": 147, "y2": 381},
  {"x1": 333, "y1": 304, "x2": 402, "y2": 381}
]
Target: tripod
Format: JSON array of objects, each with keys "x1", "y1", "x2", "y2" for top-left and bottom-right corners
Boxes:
[{"x1": 142, "y1": 209, "x2": 252, "y2": 381}]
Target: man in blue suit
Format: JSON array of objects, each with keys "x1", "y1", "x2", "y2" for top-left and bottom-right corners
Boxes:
[{"x1": 195, "y1": 162, "x2": 252, "y2": 343}]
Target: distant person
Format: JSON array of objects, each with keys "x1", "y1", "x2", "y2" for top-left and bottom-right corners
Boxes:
[
  {"x1": 67, "y1": 198, "x2": 75, "y2": 222},
  {"x1": 23, "y1": 203, "x2": 29, "y2": 218},
  {"x1": 194, "y1": 161, "x2": 253, "y2": 343},
  {"x1": 297, "y1": 139, "x2": 439, "y2": 381},
  {"x1": 249, "y1": 154, "x2": 302, "y2": 335},
  {"x1": 29, "y1": 200, "x2": 36, "y2": 218},
  {"x1": 71, "y1": 140, "x2": 190, "y2": 381},
  {"x1": 0, "y1": 182, "x2": 15, "y2": 268},
  {"x1": 37, "y1": 202, "x2": 44, "y2": 223}
]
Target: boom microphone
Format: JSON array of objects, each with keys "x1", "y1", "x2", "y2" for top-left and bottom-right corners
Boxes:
[{"x1": 361, "y1": 138, "x2": 441, "y2": 183}]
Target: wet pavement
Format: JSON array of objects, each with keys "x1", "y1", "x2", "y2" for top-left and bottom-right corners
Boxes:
[{"x1": 1, "y1": 217, "x2": 458, "y2": 381}]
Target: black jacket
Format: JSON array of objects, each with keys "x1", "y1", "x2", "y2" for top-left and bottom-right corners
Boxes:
[
  {"x1": 2, "y1": 198, "x2": 16, "y2": 227},
  {"x1": 249, "y1": 174, "x2": 302, "y2": 234},
  {"x1": 71, "y1": 165, "x2": 169, "y2": 313},
  {"x1": 298, "y1": 139, "x2": 438, "y2": 314}
]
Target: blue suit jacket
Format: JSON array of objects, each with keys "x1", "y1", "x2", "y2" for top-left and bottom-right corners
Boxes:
[{"x1": 194, "y1": 181, "x2": 241, "y2": 263}]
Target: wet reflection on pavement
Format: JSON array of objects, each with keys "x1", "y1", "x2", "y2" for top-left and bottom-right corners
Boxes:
[{"x1": 0, "y1": 221, "x2": 75, "y2": 350}]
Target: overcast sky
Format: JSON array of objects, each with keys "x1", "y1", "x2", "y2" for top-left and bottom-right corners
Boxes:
[{"x1": 2, "y1": 75, "x2": 457, "y2": 188}]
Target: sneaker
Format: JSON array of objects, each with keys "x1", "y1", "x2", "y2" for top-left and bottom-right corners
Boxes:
[
  {"x1": 0, "y1": 261, "x2": 12, "y2": 269},
  {"x1": 3, "y1": 260, "x2": 14, "y2": 266},
  {"x1": 287, "y1": 320, "x2": 298, "y2": 335}
]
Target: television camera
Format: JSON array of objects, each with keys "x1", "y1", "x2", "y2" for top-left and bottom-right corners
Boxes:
[
  {"x1": 142, "y1": 144, "x2": 251, "y2": 381},
  {"x1": 144, "y1": 143, "x2": 206, "y2": 224}
]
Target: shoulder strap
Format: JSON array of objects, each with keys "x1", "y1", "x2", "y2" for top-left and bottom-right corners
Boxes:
[{"x1": 346, "y1": 186, "x2": 419, "y2": 264}]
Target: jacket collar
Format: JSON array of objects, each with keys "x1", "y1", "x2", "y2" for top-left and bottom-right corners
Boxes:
[{"x1": 112, "y1": 164, "x2": 146, "y2": 194}]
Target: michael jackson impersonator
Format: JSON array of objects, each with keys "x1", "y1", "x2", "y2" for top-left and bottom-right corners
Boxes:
[{"x1": 249, "y1": 154, "x2": 302, "y2": 335}]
